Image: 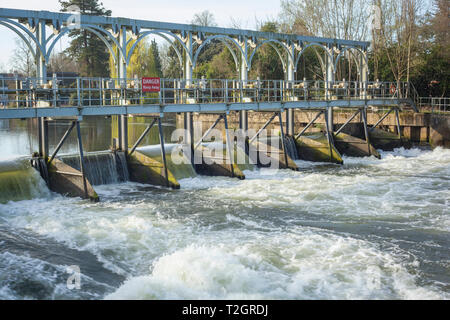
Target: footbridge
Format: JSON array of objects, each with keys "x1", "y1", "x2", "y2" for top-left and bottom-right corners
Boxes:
[{"x1": 0, "y1": 8, "x2": 419, "y2": 201}]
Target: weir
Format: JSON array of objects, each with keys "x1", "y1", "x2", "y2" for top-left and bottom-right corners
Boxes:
[{"x1": 0, "y1": 7, "x2": 425, "y2": 202}]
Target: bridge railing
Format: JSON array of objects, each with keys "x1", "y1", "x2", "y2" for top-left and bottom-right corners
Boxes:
[
  {"x1": 418, "y1": 97, "x2": 450, "y2": 114},
  {"x1": 0, "y1": 76, "x2": 413, "y2": 109}
]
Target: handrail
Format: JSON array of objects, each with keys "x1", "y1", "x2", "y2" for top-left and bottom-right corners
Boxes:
[{"x1": 0, "y1": 76, "x2": 417, "y2": 110}]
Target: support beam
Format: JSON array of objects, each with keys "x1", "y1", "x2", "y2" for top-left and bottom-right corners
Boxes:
[
  {"x1": 327, "y1": 107, "x2": 334, "y2": 135},
  {"x1": 48, "y1": 121, "x2": 76, "y2": 165},
  {"x1": 194, "y1": 114, "x2": 223, "y2": 150},
  {"x1": 395, "y1": 108, "x2": 402, "y2": 139},
  {"x1": 326, "y1": 48, "x2": 334, "y2": 133},
  {"x1": 324, "y1": 110, "x2": 334, "y2": 162},
  {"x1": 295, "y1": 110, "x2": 324, "y2": 140},
  {"x1": 119, "y1": 115, "x2": 128, "y2": 153},
  {"x1": 223, "y1": 113, "x2": 235, "y2": 177},
  {"x1": 360, "y1": 51, "x2": 368, "y2": 99},
  {"x1": 183, "y1": 32, "x2": 194, "y2": 162},
  {"x1": 38, "y1": 117, "x2": 49, "y2": 159},
  {"x1": 335, "y1": 109, "x2": 361, "y2": 136},
  {"x1": 286, "y1": 44, "x2": 296, "y2": 136},
  {"x1": 129, "y1": 118, "x2": 158, "y2": 156},
  {"x1": 157, "y1": 117, "x2": 170, "y2": 187},
  {"x1": 117, "y1": 27, "x2": 128, "y2": 153},
  {"x1": 369, "y1": 108, "x2": 394, "y2": 132},
  {"x1": 36, "y1": 20, "x2": 47, "y2": 84},
  {"x1": 239, "y1": 41, "x2": 248, "y2": 132},
  {"x1": 76, "y1": 121, "x2": 88, "y2": 199},
  {"x1": 249, "y1": 112, "x2": 278, "y2": 144},
  {"x1": 277, "y1": 111, "x2": 289, "y2": 168},
  {"x1": 361, "y1": 108, "x2": 372, "y2": 156}
]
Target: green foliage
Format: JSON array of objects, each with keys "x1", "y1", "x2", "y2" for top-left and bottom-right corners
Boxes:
[
  {"x1": 367, "y1": 0, "x2": 449, "y2": 97},
  {"x1": 249, "y1": 21, "x2": 285, "y2": 80},
  {"x1": 109, "y1": 39, "x2": 162, "y2": 78},
  {"x1": 164, "y1": 44, "x2": 183, "y2": 79},
  {"x1": 59, "y1": 0, "x2": 112, "y2": 77},
  {"x1": 195, "y1": 49, "x2": 236, "y2": 79}
]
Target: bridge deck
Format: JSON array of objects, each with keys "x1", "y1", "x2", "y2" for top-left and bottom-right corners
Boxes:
[{"x1": 0, "y1": 77, "x2": 416, "y2": 119}]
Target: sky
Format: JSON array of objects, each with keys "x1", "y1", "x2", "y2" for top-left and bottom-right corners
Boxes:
[{"x1": 0, "y1": 0, "x2": 281, "y2": 69}]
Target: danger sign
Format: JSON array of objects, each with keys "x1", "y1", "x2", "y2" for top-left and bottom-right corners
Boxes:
[{"x1": 142, "y1": 77, "x2": 160, "y2": 92}]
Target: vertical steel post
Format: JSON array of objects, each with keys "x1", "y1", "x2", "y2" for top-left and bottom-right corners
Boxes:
[
  {"x1": 360, "y1": 51, "x2": 368, "y2": 100},
  {"x1": 286, "y1": 44, "x2": 295, "y2": 136},
  {"x1": 76, "y1": 121, "x2": 88, "y2": 199},
  {"x1": 223, "y1": 113, "x2": 235, "y2": 177},
  {"x1": 184, "y1": 32, "x2": 194, "y2": 161},
  {"x1": 324, "y1": 110, "x2": 334, "y2": 162},
  {"x1": 158, "y1": 117, "x2": 170, "y2": 187},
  {"x1": 38, "y1": 118, "x2": 49, "y2": 159},
  {"x1": 278, "y1": 111, "x2": 289, "y2": 168},
  {"x1": 239, "y1": 39, "x2": 248, "y2": 132},
  {"x1": 395, "y1": 108, "x2": 402, "y2": 139},
  {"x1": 361, "y1": 108, "x2": 372, "y2": 155},
  {"x1": 118, "y1": 27, "x2": 128, "y2": 153},
  {"x1": 36, "y1": 20, "x2": 47, "y2": 84},
  {"x1": 326, "y1": 48, "x2": 335, "y2": 133}
]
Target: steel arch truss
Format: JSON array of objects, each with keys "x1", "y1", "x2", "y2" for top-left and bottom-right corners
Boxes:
[
  {"x1": 0, "y1": 18, "x2": 46, "y2": 62},
  {"x1": 0, "y1": 7, "x2": 370, "y2": 83},
  {"x1": 192, "y1": 35, "x2": 246, "y2": 71},
  {"x1": 248, "y1": 39, "x2": 294, "y2": 73}
]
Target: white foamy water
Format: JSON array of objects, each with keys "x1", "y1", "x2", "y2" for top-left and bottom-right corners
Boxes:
[{"x1": 0, "y1": 147, "x2": 448, "y2": 300}]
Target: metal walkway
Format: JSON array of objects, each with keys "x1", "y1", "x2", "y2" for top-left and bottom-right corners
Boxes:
[{"x1": 0, "y1": 76, "x2": 416, "y2": 119}]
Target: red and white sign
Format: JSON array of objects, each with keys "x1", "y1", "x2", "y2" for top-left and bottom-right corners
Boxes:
[{"x1": 142, "y1": 77, "x2": 160, "y2": 92}]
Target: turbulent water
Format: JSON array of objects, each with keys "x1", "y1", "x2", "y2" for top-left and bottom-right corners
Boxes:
[{"x1": 0, "y1": 118, "x2": 449, "y2": 300}]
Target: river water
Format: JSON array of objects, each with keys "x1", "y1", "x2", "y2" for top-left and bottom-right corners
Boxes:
[{"x1": 0, "y1": 117, "x2": 448, "y2": 300}]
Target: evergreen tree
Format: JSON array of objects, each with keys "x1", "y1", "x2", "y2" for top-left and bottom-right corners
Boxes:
[
  {"x1": 150, "y1": 40, "x2": 163, "y2": 78},
  {"x1": 59, "y1": 0, "x2": 112, "y2": 77},
  {"x1": 249, "y1": 22, "x2": 285, "y2": 80},
  {"x1": 110, "y1": 38, "x2": 162, "y2": 78}
]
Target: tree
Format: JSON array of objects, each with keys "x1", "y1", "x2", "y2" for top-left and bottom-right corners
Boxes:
[
  {"x1": 59, "y1": 0, "x2": 112, "y2": 77},
  {"x1": 249, "y1": 21, "x2": 285, "y2": 80},
  {"x1": 161, "y1": 43, "x2": 183, "y2": 78},
  {"x1": 411, "y1": 0, "x2": 449, "y2": 97},
  {"x1": 110, "y1": 38, "x2": 162, "y2": 78},
  {"x1": 48, "y1": 52, "x2": 79, "y2": 74},
  {"x1": 191, "y1": 10, "x2": 217, "y2": 27},
  {"x1": 9, "y1": 37, "x2": 36, "y2": 77},
  {"x1": 279, "y1": 0, "x2": 370, "y2": 40},
  {"x1": 150, "y1": 40, "x2": 163, "y2": 78},
  {"x1": 376, "y1": 0, "x2": 424, "y2": 91}
]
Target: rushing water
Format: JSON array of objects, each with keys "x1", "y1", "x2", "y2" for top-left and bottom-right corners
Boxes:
[{"x1": 0, "y1": 117, "x2": 448, "y2": 300}]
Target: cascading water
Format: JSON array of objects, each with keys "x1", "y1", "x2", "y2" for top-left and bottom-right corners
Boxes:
[
  {"x1": 0, "y1": 158, "x2": 50, "y2": 203},
  {"x1": 60, "y1": 151, "x2": 129, "y2": 186},
  {"x1": 138, "y1": 144, "x2": 197, "y2": 180},
  {"x1": 283, "y1": 136, "x2": 299, "y2": 160},
  {"x1": 0, "y1": 117, "x2": 449, "y2": 301}
]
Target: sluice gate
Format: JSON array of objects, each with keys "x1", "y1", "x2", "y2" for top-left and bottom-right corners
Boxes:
[{"x1": 0, "y1": 7, "x2": 421, "y2": 202}]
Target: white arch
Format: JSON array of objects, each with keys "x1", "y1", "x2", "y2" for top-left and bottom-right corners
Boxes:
[
  {"x1": 46, "y1": 24, "x2": 123, "y2": 64},
  {"x1": 334, "y1": 46, "x2": 367, "y2": 74},
  {"x1": 334, "y1": 49, "x2": 362, "y2": 81},
  {"x1": 126, "y1": 30, "x2": 191, "y2": 67},
  {"x1": 248, "y1": 39, "x2": 294, "y2": 72},
  {"x1": 192, "y1": 35, "x2": 246, "y2": 70},
  {"x1": 295, "y1": 43, "x2": 334, "y2": 73},
  {"x1": 0, "y1": 18, "x2": 46, "y2": 61}
]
